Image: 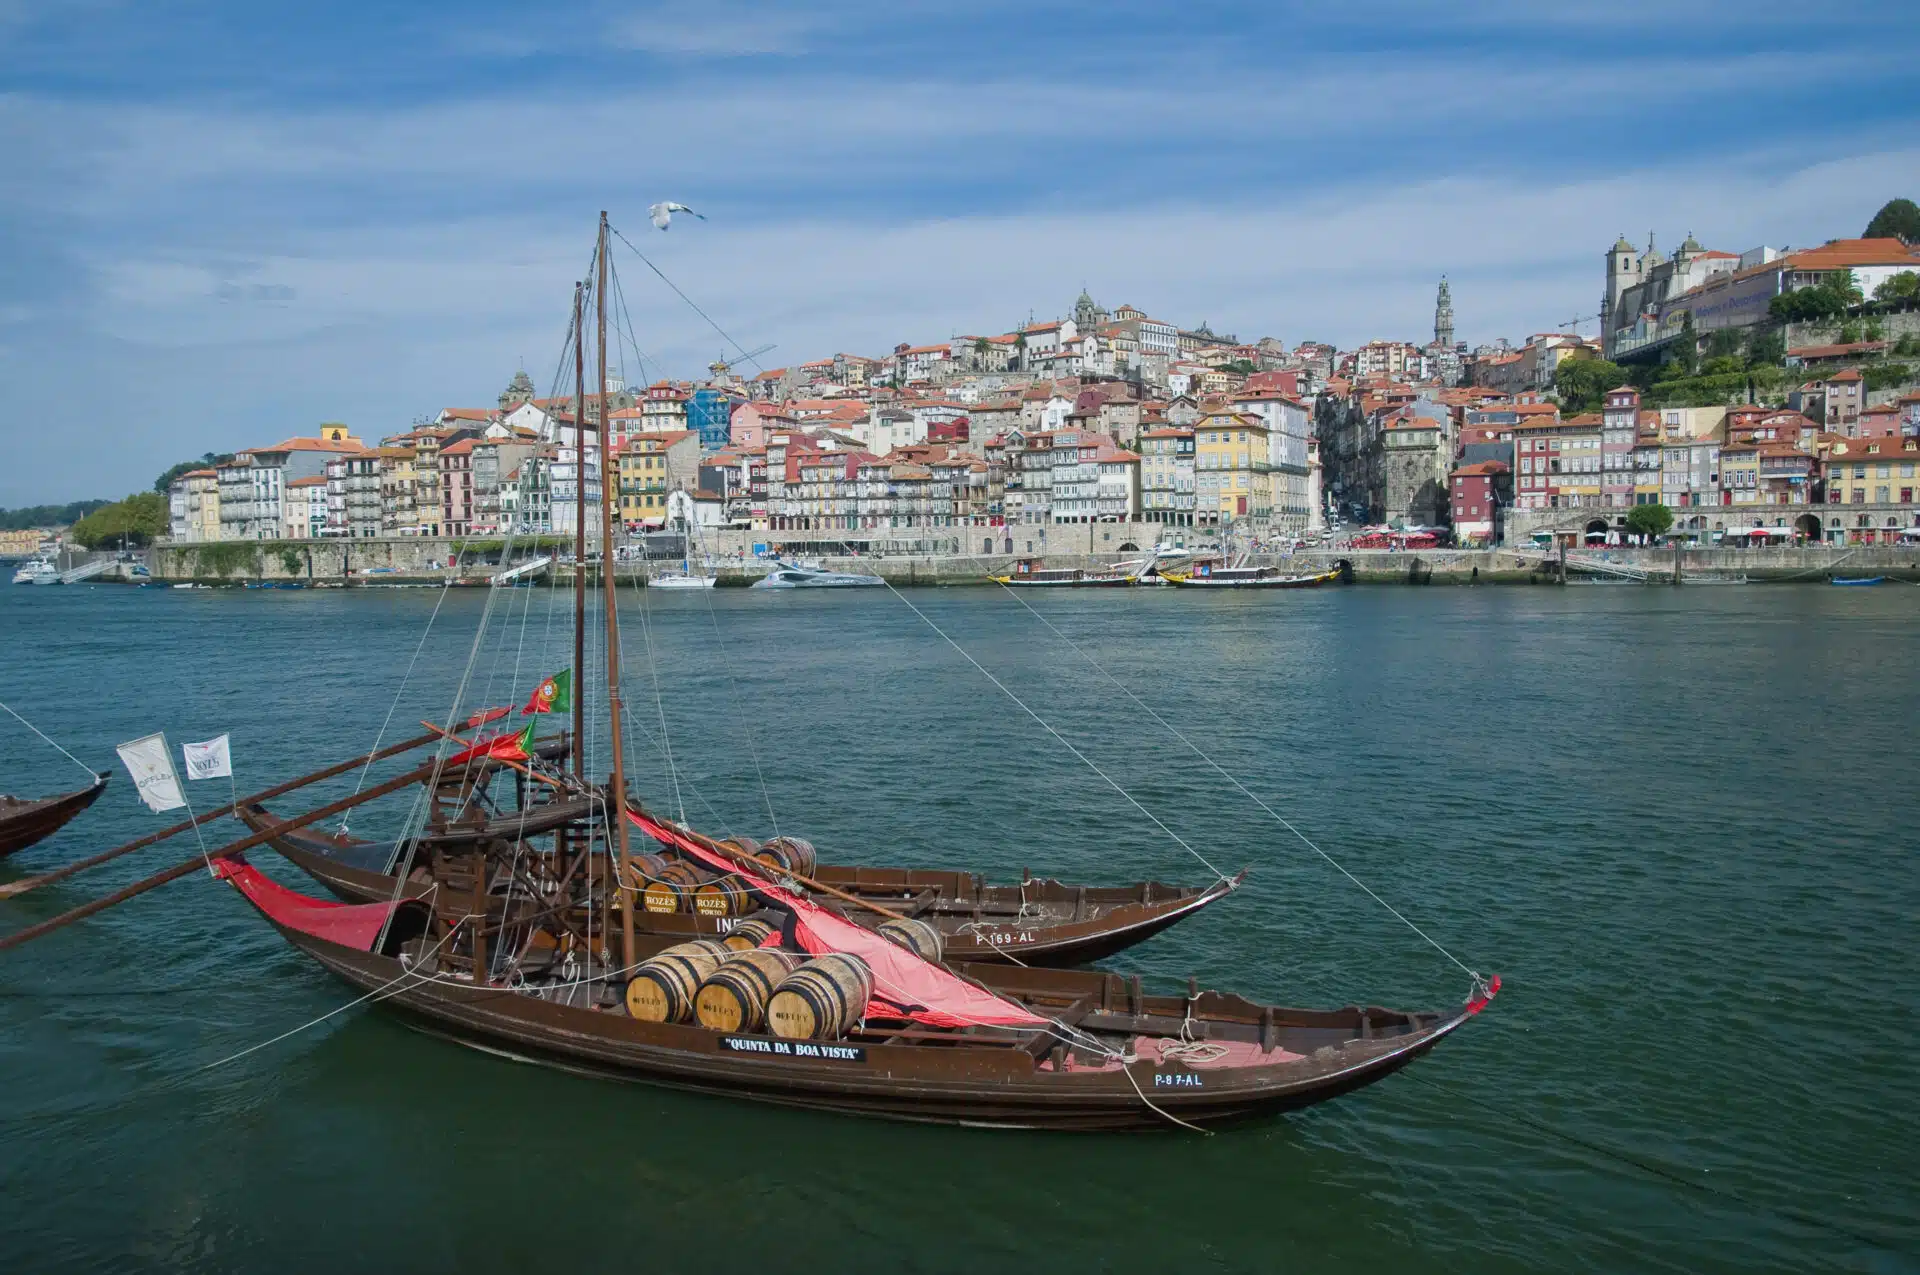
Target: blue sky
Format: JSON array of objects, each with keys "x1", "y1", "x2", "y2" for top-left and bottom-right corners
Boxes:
[{"x1": 2, "y1": 0, "x2": 1916, "y2": 504}]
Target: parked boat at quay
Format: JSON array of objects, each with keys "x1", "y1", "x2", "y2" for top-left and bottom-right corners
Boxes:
[
  {"x1": 1160, "y1": 557, "x2": 1342, "y2": 589},
  {"x1": 751, "y1": 559, "x2": 885, "y2": 588},
  {"x1": 991, "y1": 557, "x2": 1144, "y2": 588}
]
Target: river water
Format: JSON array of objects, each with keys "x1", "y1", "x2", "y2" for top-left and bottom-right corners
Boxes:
[{"x1": 0, "y1": 580, "x2": 1914, "y2": 1273}]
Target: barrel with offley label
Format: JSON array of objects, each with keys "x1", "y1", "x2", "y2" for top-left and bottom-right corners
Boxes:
[
  {"x1": 694, "y1": 949, "x2": 801, "y2": 1033},
  {"x1": 624, "y1": 939, "x2": 730, "y2": 1022},
  {"x1": 766, "y1": 953, "x2": 874, "y2": 1041}
]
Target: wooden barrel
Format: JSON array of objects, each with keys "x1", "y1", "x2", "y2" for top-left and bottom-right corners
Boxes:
[
  {"x1": 625, "y1": 852, "x2": 670, "y2": 891},
  {"x1": 721, "y1": 917, "x2": 780, "y2": 952},
  {"x1": 624, "y1": 940, "x2": 729, "y2": 1022},
  {"x1": 875, "y1": 915, "x2": 943, "y2": 964},
  {"x1": 715, "y1": 836, "x2": 760, "y2": 869},
  {"x1": 767, "y1": 954, "x2": 873, "y2": 1041},
  {"x1": 756, "y1": 836, "x2": 818, "y2": 878},
  {"x1": 692, "y1": 874, "x2": 749, "y2": 918},
  {"x1": 641, "y1": 861, "x2": 707, "y2": 914},
  {"x1": 693, "y1": 949, "x2": 801, "y2": 1032}
]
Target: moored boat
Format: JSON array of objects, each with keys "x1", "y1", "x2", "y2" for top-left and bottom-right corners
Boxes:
[
  {"x1": 1160, "y1": 558, "x2": 1340, "y2": 589},
  {"x1": 212, "y1": 843, "x2": 1492, "y2": 1131},
  {"x1": 0, "y1": 774, "x2": 109, "y2": 857},
  {"x1": 751, "y1": 559, "x2": 884, "y2": 589},
  {"x1": 236, "y1": 802, "x2": 1240, "y2": 965},
  {"x1": 991, "y1": 558, "x2": 1141, "y2": 588}
]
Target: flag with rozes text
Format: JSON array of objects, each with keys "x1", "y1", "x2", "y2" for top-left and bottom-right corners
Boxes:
[{"x1": 522, "y1": 669, "x2": 571, "y2": 715}]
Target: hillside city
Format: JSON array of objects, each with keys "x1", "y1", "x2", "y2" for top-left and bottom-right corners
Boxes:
[{"x1": 10, "y1": 210, "x2": 1920, "y2": 562}]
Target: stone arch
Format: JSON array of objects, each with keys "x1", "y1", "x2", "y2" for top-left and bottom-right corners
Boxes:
[{"x1": 1795, "y1": 513, "x2": 1823, "y2": 541}]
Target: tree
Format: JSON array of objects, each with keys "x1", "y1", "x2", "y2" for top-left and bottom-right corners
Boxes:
[
  {"x1": 1553, "y1": 356, "x2": 1628, "y2": 413},
  {"x1": 1873, "y1": 271, "x2": 1920, "y2": 307},
  {"x1": 0, "y1": 500, "x2": 110, "y2": 531},
  {"x1": 1747, "y1": 326, "x2": 1786, "y2": 367},
  {"x1": 1700, "y1": 355, "x2": 1744, "y2": 376},
  {"x1": 1705, "y1": 327, "x2": 1745, "y2": 360},
  {"x1": 1864, "y1": 197, "x2": 1920, "y2": 244},
  {"x1": 1672, "y1": 312, "x2": 1699, "y2": 376},
  {"x1": 153, "y1": 452, "x2": 230, "y2": 494},
  {"x1": 69, "y1": 492, "x2": 168, "y2": 548},
  {"x1": 1222, "y1": 359, "x2": 1257, "y2": 376},
  {"x1": 1625, "y1": 503, "x2": 1674, "y2": 540}
]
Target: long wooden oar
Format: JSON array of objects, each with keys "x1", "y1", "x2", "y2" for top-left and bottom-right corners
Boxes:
[
  {"x1": 0, "y1": 729, "x2": 445, "y2": 901},
  {"x1": 0, "y1": 750, "x2": 488, "y2": 955},
  {"x1": 634, "y1": 809, "x2": 905, "y2": 921}
]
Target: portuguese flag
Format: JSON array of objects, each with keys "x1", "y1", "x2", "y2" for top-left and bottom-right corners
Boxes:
[
  {"x1": 523, "y1": 669, "x2": 572, "y2": 715},
  {"x1": 446, "y1": 720, "x2": 536, "y2": 767}
]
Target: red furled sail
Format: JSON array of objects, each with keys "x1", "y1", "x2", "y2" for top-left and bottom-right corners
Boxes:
[
  {"x1": 214, "y1": 858, "x2": 403, "y2": 952},
  {"x1": 629, "y1": 810, "x2": 1047, "y2": 1030}
]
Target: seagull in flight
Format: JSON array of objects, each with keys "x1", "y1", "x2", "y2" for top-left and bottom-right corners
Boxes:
[{"x1": 648, "y1": 202, "x2": 706, "y2": 231}]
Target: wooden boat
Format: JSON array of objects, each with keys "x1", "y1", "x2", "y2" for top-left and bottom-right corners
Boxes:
[
  {"x1": 0, "y1": 215, "x2": 1495, "y2": 1133},
  {"x1": 235, "y1": 802, "x2": 1241, "y2": 965},
  {"x1": 1160, "y1": 559, "x2": 1340, "y2": 589},
  {"x1": 991, "y1": 558, "x2": 1140, "y2": 588},
  {"x1": 0, "y1": 774, "x2": 108, "y2": 858},
  {"x1": 211, "y1": 846, "x2": 1494, "y2": 1131}
]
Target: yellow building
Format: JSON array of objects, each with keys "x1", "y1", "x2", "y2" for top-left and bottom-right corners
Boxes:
[
  {"x1": 1193, "y1": 411, "x2": 1271, "y2": 525},
  {"x1": 372, "y1": 445, "x2": 421, "y2": 534},
  {"x1": 1824, "y1": 435, "x2": 1920, "y2": 506},
  {"x1": 182, "y1": 468, "x2": 221, "y2": 541},
  {"x1": 617, "y1": 430, "x2": 699, "y2": 528}
]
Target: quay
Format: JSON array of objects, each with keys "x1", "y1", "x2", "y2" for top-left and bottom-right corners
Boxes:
[{"x1": 71, "y1": 536, "x2": 1920, "y2": 588}]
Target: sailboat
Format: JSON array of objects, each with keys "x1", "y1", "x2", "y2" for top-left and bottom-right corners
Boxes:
[
  {"x1": 649, "y1": 490, "x2": 717, "y2": 589},
  {"x1": 0, "y1": 214, "x2": 1495, "y2": 1130}
]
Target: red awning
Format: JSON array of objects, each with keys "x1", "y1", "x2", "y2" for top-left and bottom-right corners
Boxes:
[{"x1": 630, "y1": 810, "x2": 1046, "y2": 1030}]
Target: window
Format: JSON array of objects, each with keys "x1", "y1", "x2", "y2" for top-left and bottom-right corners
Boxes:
[
  {"x1": 1853, "y1": 490, "x2": 1865, "y2": 504},
  {"x1": 1877, "y1": 486, "x2": 1890, "y2": 503}
]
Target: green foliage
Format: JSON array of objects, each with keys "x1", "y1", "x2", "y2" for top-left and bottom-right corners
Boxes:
[
  {"x1": 1837, "y1": 321, "x2": 1862, "y2": 344},
  {"x1": 1864, "y1": 197, "x2": 1920, "y2": 243},
  {"x1": 189, "y1": 542, "x2": 263, "y2": 578},
  {"x1": 1864, "y1": 320, "x2": 1884, "y2": 342},
  {"x1": 278, "y1": 546, "x2": 306, "y2": 575},
  {"x1": 153, "y1": 452, "x2": 231, "y2": 495},
  {"x1": 1553, "y1": 357, "x2": 1629, "y2": 413},
  {"x1": 0, "y1": 500, "x2": 110, "y2": 531},
  {"x1": 1646, "y1": 364, "x2": 1791, "y2": 409},
  {"x1": 1894, "y1": 333, "x2": 1920, "y2": 358},
  {"x1": 1873, "y1": 271, "x2": 1920, "y2": 305},
  {"x1": 1747, "y1": 326, "x2": 1786, "y2": 366},
  {"x1": 1222, "y1": 359, "x2": 1258, "y2": 376},
  {"x1": 1673, "y1": 312, "x2": 1699, "y2": 376},
  {"x1": 1862, "y1": 363, "x2": 1913, "y2": 393},
  {"x1": 1705, "y1": 328, "x2": 1745, "y2": 359},
  {"x1": 1625, "y1": 504, "x2": 1674, "y2": 539},
  {"x1": 69, "y1": 492, "x2": 167, "y2": 548},
  {"x1": 1700, "y1": 355, "x2": 1745, "y2": 376},
  {"x1": 1770, "y1": 272, "x2": 1861, "y2": 323}
]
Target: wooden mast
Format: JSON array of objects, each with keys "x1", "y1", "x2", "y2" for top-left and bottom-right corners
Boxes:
[
  {"x1": 597, "y1": 211, "x2": 638, "y2": 968},
  {"x1": 570, "y1": 280, "x2": 588, "y2": 779}
]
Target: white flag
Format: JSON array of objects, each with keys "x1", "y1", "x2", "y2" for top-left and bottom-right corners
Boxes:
[
  {"x1": 117, "y1": 733, "x2": 187, "y2": 813},
  {"x1": 182, "y1": 734, "x2": 232, "y2": 781}
]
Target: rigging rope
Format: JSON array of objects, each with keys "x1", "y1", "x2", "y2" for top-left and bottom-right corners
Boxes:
[
  {"x1": 0, "y1": 699, "x2": 98, "y2": 780},
  {"x1": 607, "y1": 223, "x2": 767, "y2": 374},
  {"x1": 994, "y1": 584, "x2": 1483, "y2": 984},
  {"x1": 876, "y1": 579, "x2": 1230, "y2": 882}
]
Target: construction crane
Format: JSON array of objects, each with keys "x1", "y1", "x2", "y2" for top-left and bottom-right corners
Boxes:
[
  {"x1": 1561, "y1": 312, "x2": 1599, "y2": 336},
  {"x1": 720, "y1": 342, "x2": 775, "y2": 369}
]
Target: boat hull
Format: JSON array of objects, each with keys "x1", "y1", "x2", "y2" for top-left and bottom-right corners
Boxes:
[
  {"x1": 1162, "y1": 570, "x2": 1338, "y2": 590},
  {"x1": 0, "y1": 774, "x2": 109, "y2": 857},
  {"x1": 255, "y1": 904, "x2": 1469, "y2": 1132},
  {"x1": 242, "y1": 808, "x2": 1238, "y2": 966}
]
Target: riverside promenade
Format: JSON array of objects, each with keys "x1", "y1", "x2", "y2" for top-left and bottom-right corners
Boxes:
[{"x1": 133, "y1": 538, "x2": 1920, "y2": 587}]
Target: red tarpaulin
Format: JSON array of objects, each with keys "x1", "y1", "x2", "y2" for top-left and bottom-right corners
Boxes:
[
  {"x1": 629, "y1": 810, "x2": 1047, "y2": 1030},
  {"x1": 215, "y1": 857, "x2": 402, "y2": 952}
]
